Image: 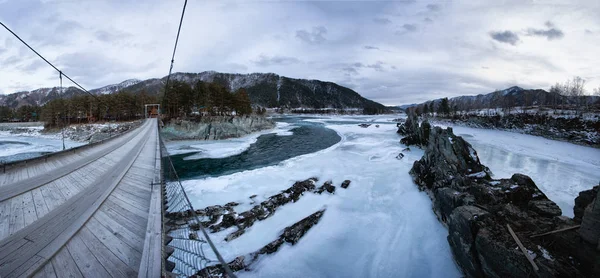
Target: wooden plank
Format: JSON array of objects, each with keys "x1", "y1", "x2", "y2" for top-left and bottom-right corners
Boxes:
[
  {"x1": 79, "y1": 226, "x2": 138, "y2": 277},
  {"x1": 32, "y1": 261, "x2": 57, "y2": 278},
  {"x1": 32, "y1": 188, "x2": 50, "y2": 219},
  {"x1": 85, "y1": 216, "x2": 142, "y2": 270},
  {"x1": 507, "y1": 224, "x2": 539, "y2": 272},
  {"x1": 92, "y1": 212, "x2": 145, "y2": 253},
  {"x1": 66, "y1": 235, "x2": 112, "y2": 278},
  {"x1": 0, "y1": 200, "x2": 11, "y2": 240},
  {"x1": 138, "y1": 177, "x2": 162, "y2": 277},
  {"x1": 5, "y1": 254, "x2": 45, "y2": 278},
  {"x1": 104, "y1": 197, "x2": 149, "y2": 222},
  {"x1": 51, "y1": 248, "x2": 84, "y2": 278},
  {"x1": 9, "y1": 194, "x2": 25, "y2": 236},
  {"x1": 22, "y1": 191, "x2": 38, "y2": 226},
  {"x1": 99, "y1": 206, "x2": 147, "y2": 237},
  {"x1": 530, "y1": 225, "x2": 581, "y2": 238},
  {"x1": 0, "y1": 124, "x2": 153, "y2": 277}
]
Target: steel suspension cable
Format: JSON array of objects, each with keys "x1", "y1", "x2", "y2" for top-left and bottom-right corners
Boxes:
[{"x1": 162, "y1": 0, "x2": 188, "y2": 112}]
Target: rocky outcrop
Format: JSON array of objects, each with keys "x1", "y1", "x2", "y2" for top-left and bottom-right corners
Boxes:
[
  {"x1": 197, "y1": 209, "x2": 326, "y2": 277},
  {"x1": 404, "y1": 119, "x2": 600, "y2": 277},
  {"x1": 397, "y1": 111, "x2": 431, "y2": 146},
  {"x1": 160, "y1": 115, "x2": 275, "y2": 141},
  {"x1": 574, "y1": 186, "x2": 599, "y2": 222}
]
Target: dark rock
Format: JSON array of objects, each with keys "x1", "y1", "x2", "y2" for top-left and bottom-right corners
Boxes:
[
  {"x1": 197, "y1": 209, "x2": 326, "y2": 277},
  {"x1": 402, "y1": 147, "x2": 410, "y2": 152},
  {"x1": 315, "y1": 181, "x2": 335, "y2": 194},
  {"x1": 407, "y1": 118, "x2": 597, "y2": 277},
  {"x1": 579, "y1": 189, "x2": 600, "y2": 246},
  {"x1": 574, "y1": 186, "x2": 599, "y2": 222},
  {"x1": 395, "y1": 153, "x2": 404, "y2": 160},
  {"x1": 341, "y1": 180, "x2": 351, "y2": 189},
  {"x1": 528, "y1": 199, "x2": 562, "y2": 217},
  {"x1": 358, "y1": 123, "x2": 371, "y2": 128},
  {"x1": 375, "y1": 125, "x2": 380, "y2": 128}
]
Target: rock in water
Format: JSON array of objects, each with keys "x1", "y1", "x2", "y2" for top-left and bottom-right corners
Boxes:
[
  {"x1": 406, "y1": 119, "x2": 600, "y2": 277},
  {"x1": 341, "y1": 180, "x2": 351, "y2": 189},
  {"x1": 396, "y1": 153, "x2": 404, "y2": 160},
  {"x1": 197, "y1": 209, "x2": 326, "y2": 277}
]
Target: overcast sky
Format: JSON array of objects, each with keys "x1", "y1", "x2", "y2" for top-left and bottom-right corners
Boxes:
[{"x1": 1, "y1": 0, "x2": 599, "y2": 105}]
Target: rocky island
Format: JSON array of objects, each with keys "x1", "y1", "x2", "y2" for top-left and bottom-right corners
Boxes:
[{"x1": 398, "y1": 112, "x2": 600, "y2": 277}]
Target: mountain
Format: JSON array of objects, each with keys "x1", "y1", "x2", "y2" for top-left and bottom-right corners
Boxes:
[
  {"x1": 0, "y1": 72, "x2": 385, "y2": 111},
  {"x1": 121, "y1": 72, "x2": 385, "y2": 110},
  {"x1": 89, "y1": 79, "x2": 141, "y2": 95},
  {"x1": 407, "y1": 86, "x2": 599, "y2": 112}
]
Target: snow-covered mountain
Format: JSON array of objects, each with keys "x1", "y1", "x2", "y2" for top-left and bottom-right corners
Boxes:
[
  {"x1": 89, "y1": 79, "x2": 141, "y2": 95},
  {"x1": 0, "y1": 72, "x2": 385, "y2": 110},
  {"x1": 406, "y1": 86, "x2": 600, "y2": 112}
]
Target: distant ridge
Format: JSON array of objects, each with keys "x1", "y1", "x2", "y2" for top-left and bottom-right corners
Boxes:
[{"x1": 0, "y1": 72, "x2": 385, "y2": 111}]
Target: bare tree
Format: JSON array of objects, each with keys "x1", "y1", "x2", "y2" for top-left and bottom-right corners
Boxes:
[{"x1": 570, "y1": 77, "x2": 586, "y2": 113}]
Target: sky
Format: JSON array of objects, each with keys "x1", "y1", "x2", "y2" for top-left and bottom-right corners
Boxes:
[{"x1": 1, "y1": 0, "x2": 599, "y2": 105}]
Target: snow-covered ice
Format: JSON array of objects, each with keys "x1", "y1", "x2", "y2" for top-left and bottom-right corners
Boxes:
[
  {"x1": 165, "y1": 122, "x2": 294, "y2": 159},
  {"x1": 0, "y1": 124, "x2": 85, "y2": 162},
  {"x1": 445, "y1": 125, "x2": 600, "y2": 217},
  {"x1": 182, "y1": 116, "x2": 460, "y2": 277}
]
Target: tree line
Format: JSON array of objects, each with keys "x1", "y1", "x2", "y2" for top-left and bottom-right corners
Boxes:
[{"x1": 162, "y1": 80, "x2": 252, "y2": 120}]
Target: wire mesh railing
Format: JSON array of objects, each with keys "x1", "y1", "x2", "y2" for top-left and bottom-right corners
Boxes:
[{"x1": 159, "y1": 130, "x2": 236, "y2": 277}]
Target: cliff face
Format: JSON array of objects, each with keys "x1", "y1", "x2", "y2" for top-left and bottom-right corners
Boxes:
[
  {"x1": 160, "y1": 116, "x2": 275, "y2": 141},
  {"x1": 398, "y1": 112, "x2": 600, "y2": 277}
]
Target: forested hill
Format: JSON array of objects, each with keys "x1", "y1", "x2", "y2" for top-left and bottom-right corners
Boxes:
[
  {"x1": 406, "y1": 86, "x2": 600, "y2": 113},
  {"x1": 0, "y1": 71, "x2": 385, "y2": 111}
]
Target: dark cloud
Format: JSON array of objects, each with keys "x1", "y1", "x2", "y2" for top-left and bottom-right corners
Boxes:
[
  {"x1": 426, "y1": 4, "x2": 441, "y2": 11},
  {"x1": 363, "y1": 45, "x2": 380, "y2": 50},
  {"x1": 373, "y1": 17, "x2": 391, "y2": 25},
  {"x1": 585, "y1": 29, "x2": 593, "y2": 35},
  {"x1": 424, "y1": 17, "x2": 433, "y2": 23},
  {"x1": 526, "y1": 22, "x2": 564, "y2": 40},
  {"x1": 254, "y1": 55, "x2": 300, "y2": 67},
  {"x1": 402, "y1": 24, "x2": 417, "y2": 32},
  {"x1": 296, "y1": 26, "x2": 327, "y2": 44},
  {"x1": 341, "y1": 61, "x2": 387, "y2": 76},
  {"x1": 490, "y1": 30, "x2": 520, "y2": 45}
]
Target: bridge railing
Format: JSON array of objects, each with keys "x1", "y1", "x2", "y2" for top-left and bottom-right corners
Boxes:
[{"x1": 158, "y1": 125, "x2": 236, "y2": 277}]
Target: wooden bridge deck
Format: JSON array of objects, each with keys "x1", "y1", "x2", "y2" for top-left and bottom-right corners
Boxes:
[{"x1": 0, "y1": 119, "x2": 162, "y2": 278}]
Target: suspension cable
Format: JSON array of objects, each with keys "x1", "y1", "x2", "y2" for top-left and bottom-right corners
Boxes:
[
  {"x1": 59, "y1": 72, "x2": 66, "y2": 150},
  {"x1": 162, "y1": 0, "x2": 188, "y2": 114},
  {"x1": 159, "y1": 135, "x2": 236, "y2": 277},
  {"x1": 0, "y1": 21, "x2": 102, "y2": 104}
]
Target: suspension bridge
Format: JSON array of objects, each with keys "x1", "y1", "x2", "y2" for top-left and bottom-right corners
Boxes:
[{"x1": 0, "y1": 0, "x2": 237, "y2": 277}]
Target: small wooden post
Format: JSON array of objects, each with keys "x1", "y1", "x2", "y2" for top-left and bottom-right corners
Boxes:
[{"x1": 507, "y1": 224, "x2": 539, "y2": 272}]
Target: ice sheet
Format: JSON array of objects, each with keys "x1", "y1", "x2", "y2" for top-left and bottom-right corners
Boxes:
[
  {"x1": 447, "y1": 125, "x2": 600, "y2": 217},
  {"x1": 183, "y1": 117, "x2": 460, "y2": 277},
  {"x1": 166, "y1": 122, "x2": 294, "y2": 159}
]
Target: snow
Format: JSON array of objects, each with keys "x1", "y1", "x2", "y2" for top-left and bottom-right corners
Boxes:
[
  {"x1": 443, "y1": 125, "x2": 600, "y2": 217},
  {"x1": 0, "y1": 124, "x2": 85, "y2": 162},
  {"x1": 538, "y1": 245, "x2": 554, "y2": 261},
  {"x1": 467, "y1": 171, "x2": 486, "y2": 178},
  {"x1": 182, "y1": 115, "x2": 460, "y2": 277},
  {"x1": 165, "y1": 122, "x2": 294, "y2": 159}
]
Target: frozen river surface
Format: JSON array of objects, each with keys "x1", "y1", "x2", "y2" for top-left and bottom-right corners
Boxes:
[{"x1": 169, "y1": 115, "x2": 599, "y2": 277}]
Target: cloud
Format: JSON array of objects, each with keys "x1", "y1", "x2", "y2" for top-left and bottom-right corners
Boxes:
[
  {"x1": 424, "y1": 17, "x2": 433, "y2": 23},
  {"x1": 402, "y1": 24, "x2": 417, "y2": 32},
  {"x1": 585, "y1": 29, "x2": 593, "y2": 35},
  {"x1": 526, "y1": 22, "x2": 564, "y2": 40},
  {"x1": 363, "y1": 45, "x2": 379, "y2": 50},
  {"x1": 95, "y1": 29, "x2": 132, "y2": 43},
  {"x1": 373, "y1": 17, "x2": 391, "y2": 25},
  {"x1": 490, "y1": 30, "x2": 520, "y2": 45},
  {"x1": 426, "y1": 4, "x2": 441, "y2": 11},
  {"x1": 19, "y1": 60, "x2": 46, "y2": 73},
  {"x1": 253, "y1": 55, "x2": 300, "y2": 67},
  {"x1": 296, "y1": 26, "x2": 328, "y2": 44}
]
